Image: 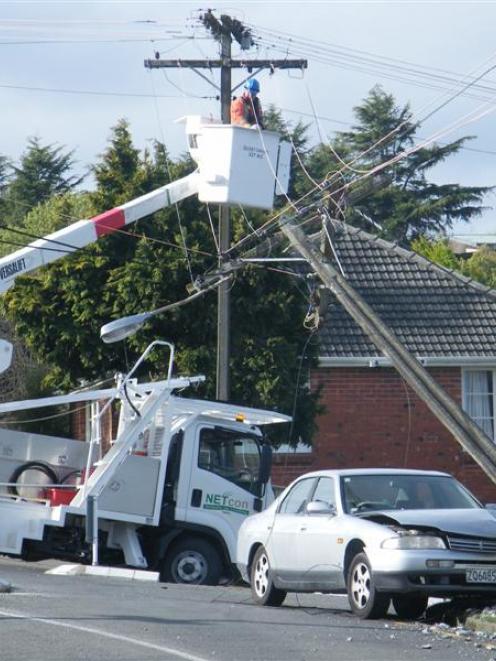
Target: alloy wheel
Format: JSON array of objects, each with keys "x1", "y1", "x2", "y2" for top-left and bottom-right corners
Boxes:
[
  {"x1": 253, "y1": 552, "x2": 270, "y2": 598},
  {"x1": 350, "y1": 560, "x2": 371, "y2": 610}
]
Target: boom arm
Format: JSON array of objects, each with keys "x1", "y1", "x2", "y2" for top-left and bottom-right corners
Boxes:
[{"x1": 0, "y1": 171, "x2": 200, "y2": 294}]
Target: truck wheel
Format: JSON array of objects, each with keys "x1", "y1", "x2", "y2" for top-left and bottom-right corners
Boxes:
[
  {"x1": 250, "y1": 545, "x2": 286, "y2": 607},
  {"x1": 347, "y1": 552, "x2": 390, "y2": 619},
  {"x1": 161, "y1": 537, "x2": 222, "y2": 585},
  {"x1": 392, "y1": 593, "x2": 428, "y2": 620}
]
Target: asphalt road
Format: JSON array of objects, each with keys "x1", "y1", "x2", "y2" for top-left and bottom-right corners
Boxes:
[{"x1": 0, "y1": 557, "x2": 494, "y2": 661}]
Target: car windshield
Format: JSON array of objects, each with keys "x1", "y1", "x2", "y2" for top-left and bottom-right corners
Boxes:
[{"x1": 340, "y1": 474, "x2": 481, "y2": 514}]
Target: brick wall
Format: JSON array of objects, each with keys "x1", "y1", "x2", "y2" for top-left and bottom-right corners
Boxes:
[{"x1": 273, "y1": 366, "x2": 496, "y2": 503}]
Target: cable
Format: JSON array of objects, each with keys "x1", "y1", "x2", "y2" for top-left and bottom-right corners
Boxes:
[
  {"x1": 0, "y1": 223, "x2": 82, "y2": 252},
  {"x1": 148, "y1": 72, "x2": 195, "y2": 285},
  {"x1": 280, "y1": 106, "x2": 496, "y2": 157},
  {"x1": 0, "y1": 403, "x2": 88, "y2": 425},
  {"x1": 286, "y1": 330, "x2": 317, "y2": 445},
  {"x1": 248, "y1": 23, "x2": 496, "y2": 101},
  {"x1": 205, "y1": 204, "x2": 220, "y2": 255},
  {"x1": 0, "y1": 82, "x2": 216, "y2": 99}
]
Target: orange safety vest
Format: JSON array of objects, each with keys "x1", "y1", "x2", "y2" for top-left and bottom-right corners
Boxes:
[{"x1": 230, "y1": 94, "x2": 264, "y2": 128}]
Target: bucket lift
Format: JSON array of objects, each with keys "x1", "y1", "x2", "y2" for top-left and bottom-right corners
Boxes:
[{"x1": 0, "y1": 117, "x2": 291, "y2": 375}]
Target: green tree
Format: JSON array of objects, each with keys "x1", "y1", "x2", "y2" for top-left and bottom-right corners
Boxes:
[
  {"x1": 411, "y1": 236, "x2": 461, "y2": 270},
  {"x1": 411, "y1": 237, "x2": 496, "y2": 290},
  {"x1": 3, "y1": 118, "x2": 320, "y2": 443},
  {"x1": 305, "y1": 86, "x2": 490, "y2": 242},
  {"x1": 7, "y1": 137, "x2": 83, "y2": 225},
  {"x1": 462, "y1": 246, "x2": 496, "y2": 288}
]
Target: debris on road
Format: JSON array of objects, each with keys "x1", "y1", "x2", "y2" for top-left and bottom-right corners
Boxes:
[{"x1": 0, "y1": 578, "x2": 11, "y2": 593}]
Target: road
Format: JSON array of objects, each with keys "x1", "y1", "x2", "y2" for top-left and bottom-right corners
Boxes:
[{"x1": 0, "y1": 557, "x2": 493, "y2": 661}]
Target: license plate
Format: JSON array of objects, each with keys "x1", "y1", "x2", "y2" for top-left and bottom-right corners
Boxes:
[{"x1": 466, "y1": 567, "x2": 496, "y2": 583}]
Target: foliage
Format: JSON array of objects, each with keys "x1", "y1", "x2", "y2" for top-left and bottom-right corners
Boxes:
[
  {"x1": 461, "y1": 246, "x2": 496, "y2": 289},
  {"x1": 6, "y1": 137, "x2": 84, "y2": 226},
  {"x1": 304, "y1": 86, "x2": 490, "y2": 243},
  {"x1": 411, "y1": 236, "x2": 461, "y2": 270},
  {"x1": 412, "y1": 237, "x2": 496, "y2": 290}
]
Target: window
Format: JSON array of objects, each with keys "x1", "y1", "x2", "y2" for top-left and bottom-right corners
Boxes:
[
  {"x1": 198, "y1": 428, "x2": 261, "y2": 495},
  {"x1": 279, "y1": 478, "x2": 315, "y2": 515},
  {"x1": 462, "y1": 369, "x2": 495, "y2": 440},
  {"x1": 312, "y1": 477, "x2": 335, "y2": 507}
]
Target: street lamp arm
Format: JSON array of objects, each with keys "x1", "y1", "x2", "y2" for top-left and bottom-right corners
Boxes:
[{"x1": 100, "y1": 275, "x2": 231, "y2": 344}]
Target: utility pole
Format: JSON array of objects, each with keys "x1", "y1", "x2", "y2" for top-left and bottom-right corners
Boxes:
[
  {"x1": 281, "y1": 216, "x2": 496, "y2": 485},
  {"x1": 145, "y1": 11, "x2": 307, "y2": 401}
]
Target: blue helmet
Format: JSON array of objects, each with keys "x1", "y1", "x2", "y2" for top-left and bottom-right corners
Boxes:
[{"x1": 244, "y1": 78, "x2": 260, "y2": 94}]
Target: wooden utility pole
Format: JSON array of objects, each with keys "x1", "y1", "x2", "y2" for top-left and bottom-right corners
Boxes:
[
  {"x1": 145, "y1": 12, "x2": 307, "y2": 401},
  {"x1": 281, "y1": 217, "x2": 496, "y2": 484}
]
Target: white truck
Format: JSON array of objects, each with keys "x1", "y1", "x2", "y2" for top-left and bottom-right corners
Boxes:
[
  {"x1": 0, "y1": 117, "x2": 292, "y2": 583},
  {"x1": 0, "y1": 340, "x2": 289, "y2": 584}
]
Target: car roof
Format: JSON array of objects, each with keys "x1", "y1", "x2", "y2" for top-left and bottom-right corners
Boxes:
[{"x1": 293, "y1": 468, "x2": 451, "y2": 480}]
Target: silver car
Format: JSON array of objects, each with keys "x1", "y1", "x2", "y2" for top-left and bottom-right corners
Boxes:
[{"x1": 237, "y1": 468, "x2": 496, "y2": 619}]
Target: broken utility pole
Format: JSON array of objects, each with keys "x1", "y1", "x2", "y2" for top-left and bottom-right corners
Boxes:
[
  {"x1": 281, "y1": 216, "x2": 496, "y2": 485},
  {"x1": 144, "y1": 11, "x2": 307, "y2": 401}
]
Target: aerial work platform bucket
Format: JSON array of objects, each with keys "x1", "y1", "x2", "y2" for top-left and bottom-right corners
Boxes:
[{"x1": 182, "y1": 116, "x2": 292, "y2": 210}]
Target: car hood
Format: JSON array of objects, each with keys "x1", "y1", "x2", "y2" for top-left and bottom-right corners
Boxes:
[{"x1": 362, "y1": 508, "x2": 496, "y2": 537}]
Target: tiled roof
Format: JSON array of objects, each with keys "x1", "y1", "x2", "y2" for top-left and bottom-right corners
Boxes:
[{"x1": 316, "y1": 221, "x2": 496, "y2": 358}]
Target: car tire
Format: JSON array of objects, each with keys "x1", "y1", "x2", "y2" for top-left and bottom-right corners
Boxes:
[
  {"x1": 392, "y1": 593, "x2": 428, "y2": 620},
  {"x1": 347, "y1": 552, "x2": 390, "y2": 619},
  {"x1": 250, "y1": 546, "x2": 286, "y2": 607},
  {"x1": 161, "y1": 537, "x2": 222, "y2": 586}
]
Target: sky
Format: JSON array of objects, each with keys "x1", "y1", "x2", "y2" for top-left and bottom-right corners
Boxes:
[{"x1": 1, "y1": 0, "x2": 496, "y2": 238}]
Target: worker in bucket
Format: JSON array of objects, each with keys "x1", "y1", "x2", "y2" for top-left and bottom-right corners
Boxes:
[{"x1": 231, "y1": 78, "x2": 264, "y2": 129}]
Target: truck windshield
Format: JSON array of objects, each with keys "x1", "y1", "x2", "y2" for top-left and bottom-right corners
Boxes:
[
  {"x1": 340, "y1": 474, "x2": 481, "y2": 513},
  {"x1": 198, "y1": 429, "x2": 262, "y2": 495}
]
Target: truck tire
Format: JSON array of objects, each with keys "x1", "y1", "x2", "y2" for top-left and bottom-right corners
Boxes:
[
  {"x1": 8, "y1": 461, "x2": 58, "y2": 498},
  {"x1": 250, "y1": 545, "x2": 286, "y2": 607},
  {"x1": 161, "y1": 536, "x2": 223, "y2": 585}
]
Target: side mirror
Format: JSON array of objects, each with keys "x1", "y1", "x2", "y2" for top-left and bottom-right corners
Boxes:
[
  {"x1": 306, "y1": 500, "x2": 336, "y2": 516},
  {"x1": 259, "y1": 444, "x2": 272, "y2": 487}
]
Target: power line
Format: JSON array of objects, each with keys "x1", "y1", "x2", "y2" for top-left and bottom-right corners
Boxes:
[
  {"x1": 249, "y1": 23, "x2": 496, "y2": 101},
  {"x1": 279, "y1": 107, "x2": 496, "y2": 156},
  {"x1": 0, "y1": 82, "x2": 216, "y2": 99}
]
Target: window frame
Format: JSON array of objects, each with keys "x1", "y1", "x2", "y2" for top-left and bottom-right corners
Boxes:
[
  {"x1": 277, "y1": 477, "x2": 317, "y2": 515},
  {"x1": 462, "y1": 367, "x2": 496, "y2": 442},
  {"x1": 197, "y1": 426, "x2": 262, "y2": 495}
]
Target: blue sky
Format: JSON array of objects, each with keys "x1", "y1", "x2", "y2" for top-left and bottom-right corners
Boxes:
[{"x1": 1, "y1": 0, "x2": 496, "y2": 237}]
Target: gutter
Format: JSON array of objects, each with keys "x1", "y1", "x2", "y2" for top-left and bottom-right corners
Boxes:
[{"x1": 318, "y1": 356, "x2": 496, "y2": 368}]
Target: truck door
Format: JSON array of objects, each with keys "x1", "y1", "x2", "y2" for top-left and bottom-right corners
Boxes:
[{"x1": 185, "y1": 425, "x2": 263, "y2": 561}]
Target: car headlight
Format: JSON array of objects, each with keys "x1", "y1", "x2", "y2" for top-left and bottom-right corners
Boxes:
[{"x1": 381, "y1": 535, "x2": 446, "y2": 550}]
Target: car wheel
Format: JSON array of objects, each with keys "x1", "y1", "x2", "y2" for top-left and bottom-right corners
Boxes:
[
  {"x1": 392, "y1": 593, "x2": 428, "y2": 620},
  {"x1": 250, "y1": 546, "x2": 287, "y2": 607},
  {"x1": 347, "y1": 552, "x2": 390, "y2": 619},
  {"x1": 161, "y1": 537, "x2": 222, "y2": 585}
]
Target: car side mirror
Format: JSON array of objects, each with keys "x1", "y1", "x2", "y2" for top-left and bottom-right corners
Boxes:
[{"x1": 306, "y1": 500, "x2": 336, "y2": 516}]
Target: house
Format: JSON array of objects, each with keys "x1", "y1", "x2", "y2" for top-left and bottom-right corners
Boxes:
[{"x1": 272, "y1": 220, "x2": 496, "y2": 503}]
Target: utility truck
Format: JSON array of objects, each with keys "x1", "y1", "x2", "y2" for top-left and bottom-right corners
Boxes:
[
  {"x1": 0, "y1": 341, "x2": 289, "y2": 584},
  {"x1": 0, "y1": 117, "x2": 292, "y2": 583}
]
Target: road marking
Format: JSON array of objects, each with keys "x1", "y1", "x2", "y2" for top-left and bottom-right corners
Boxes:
[{"x1": 0, "y1": 607, "x2": 208, "y2": 661}]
